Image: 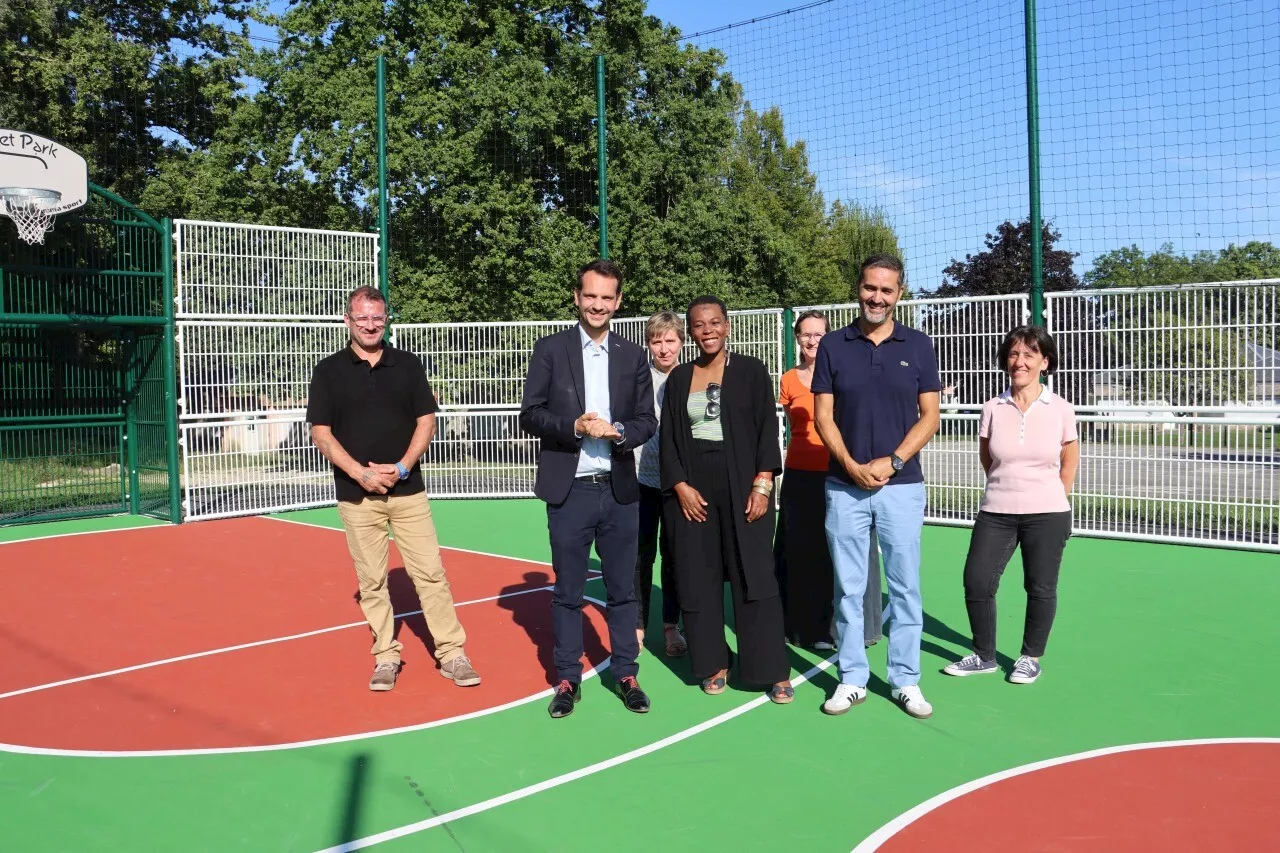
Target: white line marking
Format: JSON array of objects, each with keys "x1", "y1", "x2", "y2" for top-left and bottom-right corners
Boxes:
[
  {"x1": 0, "y1": 521, "x2": 170, "y2": 547},
  {"x1": 850, "y1": 737, "x2": 1280, "y2": 852},
  {"x1": 0, "y1": 597, "x2": 612, "y2": 758},
  {"x1": 263, "y1": 513, "x2": 559, "y2": 569},
  {"x1": 0, "y1": 585, "x2": 557, "y2": 701},
  {"x1": 313, "y1": 654, "x2": 839, "y2": 853}
]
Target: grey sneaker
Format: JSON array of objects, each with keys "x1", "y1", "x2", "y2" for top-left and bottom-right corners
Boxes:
[
  {"x1": 369, "y1": 661, "x2": 399, "y2": 692},
  {"x1": 441, "y1": 654, "x2": 482, "y2": 687},
  {"x1": 943, "y1": 653, "x2": 999, "y2": 677},
  {"x1": 1009, "y1": 655, "x2": 1042, "y2": 684}
]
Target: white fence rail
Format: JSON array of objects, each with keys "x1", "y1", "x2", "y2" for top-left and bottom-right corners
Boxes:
[
  {"x1": 174, "y1": 220, "x2": 378, "y2": 320},
  {"x1": 167, "y1": 244, "x2": 1278, "y2": 550}
]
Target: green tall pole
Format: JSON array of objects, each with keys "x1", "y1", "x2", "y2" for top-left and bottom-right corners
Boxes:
[
  {"x1": 595, "y1": 55, "x2": 609, "y2": 259},
  {"x1": 161, "y1": 217, "x2": 182, "y2": 523},
  {"x1": 1025, "y1": 0, "x2": 1044, "y2": 327},
  {"x1": 377, "y1": 55, "x2": 390, "y2": 299}
]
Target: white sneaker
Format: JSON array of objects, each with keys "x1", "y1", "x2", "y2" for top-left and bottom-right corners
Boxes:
[
  {"x1": 821, "y1": 683, "x2": 867, "y2": 715},
  {"x1": 891, "y1": 684, "x2": 933, "y2": 719}
]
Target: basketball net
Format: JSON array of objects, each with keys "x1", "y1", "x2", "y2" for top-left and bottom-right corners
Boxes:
[{"x1": 3, "y1": 192, "x2": 60, "y2": 245}]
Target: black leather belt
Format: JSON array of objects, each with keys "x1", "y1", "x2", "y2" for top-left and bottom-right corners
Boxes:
[{"x1": 576, "y1": 471, "x2": 612, "y2": 484}]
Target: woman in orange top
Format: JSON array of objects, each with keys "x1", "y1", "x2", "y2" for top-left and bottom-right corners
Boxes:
[{"x1": 775, "y1": 311, "x2": 882, "y2": 650}]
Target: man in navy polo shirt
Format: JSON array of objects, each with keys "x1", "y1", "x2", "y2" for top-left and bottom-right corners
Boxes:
[{"x1": 812, "y1": 255, "x2": 941, "y2": 719}]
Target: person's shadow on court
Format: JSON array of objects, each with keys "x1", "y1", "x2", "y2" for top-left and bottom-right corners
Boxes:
[
  {"x1": 370, "y1": 566, "x2": 441, "y2": 666},
  {"x1": 497, "y1": 570, "x2": 609, "y2": 685}
]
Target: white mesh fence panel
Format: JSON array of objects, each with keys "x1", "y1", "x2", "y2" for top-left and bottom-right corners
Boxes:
[
  {"x1": 178, "y1": 321, "x2": 348, "y2": 419},
  {"x1": 394, "y1": 309, "x2": 784, "y2": 410},
  {"x1": 1045, "y1": 280, "x2": 1280, "y2": 413},
  {"x1": 174, "y1": 220, "x2": 378, "y2": 319},
  {"x1": 390, "y1": 321, "x2": 573, "y2": 409}
]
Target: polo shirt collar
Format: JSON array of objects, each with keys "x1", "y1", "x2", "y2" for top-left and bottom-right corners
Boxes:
[
  {"x1": 579, "y1": 324, "x2": 610, "y2": 351},
  {"x1": 347, "y1": 343, "x2": 394, "y2": 366},
  {"x1": 998, "y1": 385, "x2": 1053, "y2": 406},
  {"x1": 844, "y1": 319, "x2": 906, "y2": 342}
]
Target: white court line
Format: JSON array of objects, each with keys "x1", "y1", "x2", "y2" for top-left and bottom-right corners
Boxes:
[
  {"x1": 850, "y1": 737, "x2": 1280, "y2": 852},
  {"x1": 3, "y1": 513, "x2": 585, "y2": 702},
  {"x1": 263, "y1": 513, "x2": 560, "y2": 570},
  {"x1": 313, "y1": 654, "x2": 839, "y2": 853},
  {"x1": 0, "y1": 521, "x2": 170, "y2": 547},
  {"x1": 0, "y1": 596, "x2": 612, "y2": 758},
  {"x1": 0, "y1": 585, "x2": 560, "y2": 701}
]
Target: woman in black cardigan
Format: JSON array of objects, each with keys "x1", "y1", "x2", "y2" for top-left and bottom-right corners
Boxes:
[{"x1": 661, "y1": 296, "x2": 794, "y2": 703}]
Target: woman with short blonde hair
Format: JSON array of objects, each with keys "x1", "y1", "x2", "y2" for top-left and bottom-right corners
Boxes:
[{"x1": 634, "y1": 311, "x2": 687, "y2": 656}]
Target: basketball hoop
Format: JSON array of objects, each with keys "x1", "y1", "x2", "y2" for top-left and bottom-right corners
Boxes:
[{"x1": 2, "y1": 187, "x2": 62, "y2": 245}]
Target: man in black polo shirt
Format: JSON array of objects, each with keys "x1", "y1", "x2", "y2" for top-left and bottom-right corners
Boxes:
[
  {"x1": 307, "y1": 285, "x2": 481, "y2": 693},
  {"x1": 812, "y1": 255, "x2": 941, "y2": 720}
]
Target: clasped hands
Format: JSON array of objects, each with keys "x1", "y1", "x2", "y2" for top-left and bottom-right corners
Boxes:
[
  {"x1": 574, "y1": 411, "x2": 620, "y2": 441},
  {"x1": 356, "y1": 462, "x2": 401, "y2": 494},
  {"x1": 844, "y1": 456, "x2": 896, "y2": 490}
]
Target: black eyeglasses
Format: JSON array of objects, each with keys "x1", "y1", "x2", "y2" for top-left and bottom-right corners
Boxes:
[{"x1": 705, "y1": 383, "x2": 722, "y2": 420}]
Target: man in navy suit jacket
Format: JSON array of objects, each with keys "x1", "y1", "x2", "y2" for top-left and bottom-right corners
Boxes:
[{"x1": 519, "y1": 259, "x2": 658, "y2": 718}]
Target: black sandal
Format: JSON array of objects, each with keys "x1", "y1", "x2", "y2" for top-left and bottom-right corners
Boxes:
[
  {"x1": 768, "y1": 683, "x2": 795, "y2": 704},
  {"x1": 701, "y1": 673, "x2": 727, "y2": 695}
]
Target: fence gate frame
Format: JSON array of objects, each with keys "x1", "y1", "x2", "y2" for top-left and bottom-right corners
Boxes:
[{"x1": 0, "y1": 184, "x2": 181, "y2": 525}]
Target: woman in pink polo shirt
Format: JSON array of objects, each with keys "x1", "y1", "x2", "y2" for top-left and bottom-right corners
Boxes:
[{"x1": 944, "y1": 326, "x2": 1079, "y2": 685}]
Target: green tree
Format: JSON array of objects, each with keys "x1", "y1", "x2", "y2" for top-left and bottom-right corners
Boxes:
[
  {"x1": 823, "y1": 200, "x2": 902, "y2": 300},
  {"x1": 933, "y1": 218, "x2": 1079, "y2": 297},
  {"x1": 1084, "y1": 240, "x2": 1280, "y2": 288},
  {"x1": 0, "y1": 0, "x2": 253, "y2": 203}
]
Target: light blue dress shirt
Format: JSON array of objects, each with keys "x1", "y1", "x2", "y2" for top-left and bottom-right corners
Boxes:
[{"x1": 575, "y1": 325, "x2": 614, "y2": 477}]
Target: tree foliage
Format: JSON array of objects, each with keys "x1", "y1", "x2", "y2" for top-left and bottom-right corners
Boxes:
[
  {"x1": 4, "y1": 0, "x2": 903, "y2": 322},
  {"x1": 1084, "y1": 241, "x2": 1280, "y2": 288},
  {"x1": 0, "y1": 0, "x2": 253, "y2": 203},
  {"x1": 932, "y1": 218, "x2": 1079, "y2": 297}
]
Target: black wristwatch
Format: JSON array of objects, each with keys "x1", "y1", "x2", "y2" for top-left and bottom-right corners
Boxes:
[
  {"x1": 889, "y1": 453, "x2": 905, "y2": 474},
  {"x1": 612, "y1": 422, "x2": 626, "y2": 446}
]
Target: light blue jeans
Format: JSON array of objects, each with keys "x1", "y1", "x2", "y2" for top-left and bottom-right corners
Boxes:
[{"x1": 824, "y1": 479, "x2": 926, "y2": 688}]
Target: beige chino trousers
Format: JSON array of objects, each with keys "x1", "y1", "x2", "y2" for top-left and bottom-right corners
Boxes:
[{"x1": 336, "y1": 492, "x2": 467, "y2": 665}]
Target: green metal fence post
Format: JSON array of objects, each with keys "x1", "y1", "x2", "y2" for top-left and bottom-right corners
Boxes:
[
  {"x1": 377, "y1": 55, "x2": 391, "y2": 300},
  {"x1": 1026, "y1": 0, "x2": 1045, "y2": 327},
  {"x1": 162, "y1": 216, "x2": 182, "y2": 523},
  {"x1": 595, "y1": 55, "x2": 609, "y2": 259},
  {"x1": 123, "y1": 328, "x2": 140, "y2": 515},
  {"x1": 782, "y1": 308, "x2": 797, "y2": 372}
]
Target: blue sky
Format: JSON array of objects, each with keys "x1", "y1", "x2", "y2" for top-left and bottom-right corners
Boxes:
[
  {"x1": 241, "y1": 0, "x2": 1278, "y2": 289},
  {"x1": 647, "y1": 0, "x2": 1279, "y2": 288}
]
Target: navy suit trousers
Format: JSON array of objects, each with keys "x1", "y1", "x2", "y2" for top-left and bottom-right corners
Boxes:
[{"x1": 547, "y1": 479, "x2": 641, "y2": 682}]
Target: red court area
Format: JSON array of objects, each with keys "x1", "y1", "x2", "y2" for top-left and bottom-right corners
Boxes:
[
  {"x1": 878, "y1": 741, "x2": 1280, "y2": 852},
  {"x1": 0, "y1": 518, "x2": 608, "y2": 752}
]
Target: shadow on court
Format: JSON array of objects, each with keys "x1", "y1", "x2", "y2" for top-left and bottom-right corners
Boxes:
[
  {"x1": 334, "y1": 752, "x2": 369, "y2": 847},
  {"x1": 497, "y1": 570, "x2": 608, "y2": 685}
]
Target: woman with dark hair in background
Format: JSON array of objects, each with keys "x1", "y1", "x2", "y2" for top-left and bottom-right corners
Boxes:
[
  {"x1": 776, "y1": 310, "x2": 882, "y2": 652},
  {"x1": 944, "y1": 325, "x2": 1079, "y2": 685},
  {"x1": 661, "y1": 295, "x2": 794, "y2": 703}
]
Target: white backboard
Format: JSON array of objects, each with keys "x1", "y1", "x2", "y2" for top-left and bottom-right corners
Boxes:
[{"x1": 0, "y1": 129, "x2": 88, "y2": 214}]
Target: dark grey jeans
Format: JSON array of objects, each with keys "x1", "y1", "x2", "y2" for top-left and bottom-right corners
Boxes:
[{"x1": 962, "y1": 510, "x2": 1072, "y2": 661}]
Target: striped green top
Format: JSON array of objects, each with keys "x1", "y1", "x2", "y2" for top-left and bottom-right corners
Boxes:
[{"x1": 688, "y1": 391, "x2": 724, "y2": 441}]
